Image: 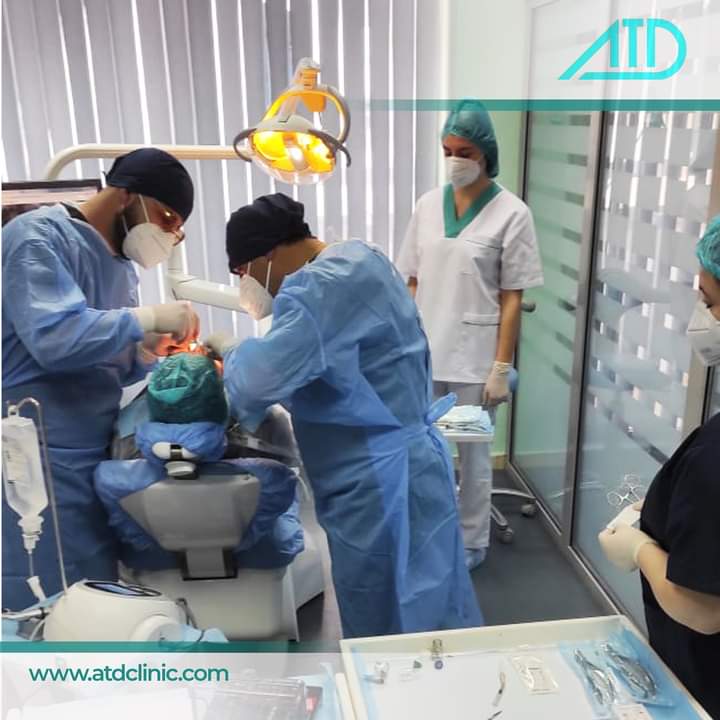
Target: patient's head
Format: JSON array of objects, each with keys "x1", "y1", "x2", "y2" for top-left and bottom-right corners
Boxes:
[{"x1": 148, "y1": 353, "x2": 228, "y2": 425}]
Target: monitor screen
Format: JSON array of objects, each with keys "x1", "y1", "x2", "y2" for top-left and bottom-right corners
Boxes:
[{"x1": 2, "y1": 179, "x2": 101, "y2": 226}]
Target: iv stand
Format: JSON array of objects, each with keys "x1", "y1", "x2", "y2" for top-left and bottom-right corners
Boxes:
[{"x1": 5, "y1": 397, "x2": 68, "y2": 593}]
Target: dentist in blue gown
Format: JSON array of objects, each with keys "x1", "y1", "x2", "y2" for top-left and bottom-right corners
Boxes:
[
  {"x1": 2, "y1": 149, "x2": 199, "y2": 609},
  {"x1": 207, "y1": 193, "x2": 482, "y2": 638}
]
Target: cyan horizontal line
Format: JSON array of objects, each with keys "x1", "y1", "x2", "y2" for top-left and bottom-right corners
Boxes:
[{"x1": 362, "y1": 99, "x2": 720, "y2": 111}]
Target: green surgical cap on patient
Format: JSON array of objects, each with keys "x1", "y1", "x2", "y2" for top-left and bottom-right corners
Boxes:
[
  {"x1": 441, "y1": 100, "x2": 499, "y2": 178},
  {"x1": 148, "y1": 353, "x2": 227, "y2": 425},
  {"x1": 696, "y1": 215, "x2": 720, "y2": 280}
]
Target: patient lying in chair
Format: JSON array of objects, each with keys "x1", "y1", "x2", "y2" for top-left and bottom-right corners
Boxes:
[{"x1": 95, "y1": 353, "x2": 304, "y2": 573}]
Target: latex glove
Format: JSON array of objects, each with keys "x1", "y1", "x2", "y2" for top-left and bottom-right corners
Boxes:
[
  {"x1": 598, "y1": 525, "x2": 658, "y2": 572},
  {"x1": 136, "y1": 334, "x2": 171, "y2": 365},
  {"x1": 204, "y1": 331, "x2": 238, "y2": 359},
  {"x1": 632, "y1": 500, "x2": 644, "y2": 512},
  {"x1": 132, "y1": 301, "x2": 199, "y2": 344},
  {"x1": 482, "y1": 361, "x2": 513, "y2": 407},
  {"x1": 142, "y1": 332, "x2": 179, "y2": 358}
]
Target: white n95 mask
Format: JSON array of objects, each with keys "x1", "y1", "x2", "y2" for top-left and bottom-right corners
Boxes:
[
  {"x1": 257, "y1": 315, "x2": 273, "y2": 337},
  {"x1": 446, "y1": 157, "x2": 482, "y2": 189},
  {"x1": 122, "y1": 197, "x2": 177, "y2": 269},
  {"x1": 686, "y1": 300, "x2": 720, "y2": 366},
  {"x1": 238, "y1": 261, "x2": 274, "y2": 320}
]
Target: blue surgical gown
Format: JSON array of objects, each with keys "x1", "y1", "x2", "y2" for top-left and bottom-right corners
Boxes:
[
  {"x1": 2, "y1": 205, "x2": 151, "y2": 609},
  {"x1": 223, "y1": 240, "x2": 483, "y2": 638}
]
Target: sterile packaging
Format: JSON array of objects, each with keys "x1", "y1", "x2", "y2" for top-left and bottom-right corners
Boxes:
[
  {"x1": 600, "y1": 631, "x2": 674, "y2": 708},
  {"x1": 606, "y1": 505, "x2": 641, "y2": 531},
  {"x1": 562, "y1": 643, "x2": 620, "y2": 718},
  {"x1": 612, "y1": 703, "x2": 654, "y2": 719},
  {"x1": 206, "y1": 676, "x2": 309, "y2": 719},
  {"x1": 510, "y1": 654, "x2": 559, "y2": 694},
  {"x1": 561, "y1": 631, "x2": 676, "y2": 718}
]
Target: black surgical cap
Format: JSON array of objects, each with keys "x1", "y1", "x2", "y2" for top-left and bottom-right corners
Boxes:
[
  {"x1": 226, "y1": 193, "x2": 311, "y2": 269},
  {"x1": 106, "y1": 148, "x2": 194, "y2": 221}
]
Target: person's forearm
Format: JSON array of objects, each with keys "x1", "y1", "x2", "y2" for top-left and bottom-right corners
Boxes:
[
  {"x1": 495, "y1": 290, "x2": 523, "y2": 363},
  {"x1": 407, "y1": 276, "x2": 418, "y2": 299},
  {"x1": 637, "y1": 543, "x2": 720, "y2": 635}
]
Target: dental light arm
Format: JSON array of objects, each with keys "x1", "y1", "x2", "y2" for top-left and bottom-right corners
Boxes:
[
  {"x1": 165, "y1": 248, "x2": 242, "y2": 313},
  {"x1": 43, "y1": 145, "x2": 245, "y2": 315},
  {"x1": 44, "y1": 144, "x2": 238, "y2": 181},
  {"x1": 45, "y1": 145, "x2": 247, "y2": 315},
  {"x1": 45, "y1": 57, "x2": 349, "y2": 313}
]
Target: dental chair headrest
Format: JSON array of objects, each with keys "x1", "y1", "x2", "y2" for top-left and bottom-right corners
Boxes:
[
  {"x1": 136, "y1": 422, "x2": 227, "y2": 470},
  {"x1": 151, "y1": 442, "x2": 200, "y2": 480}
]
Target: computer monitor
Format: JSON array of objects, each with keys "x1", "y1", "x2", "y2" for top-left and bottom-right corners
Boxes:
[{"x1": 2, "y1": 179, "x2": 101, "y2": 226}]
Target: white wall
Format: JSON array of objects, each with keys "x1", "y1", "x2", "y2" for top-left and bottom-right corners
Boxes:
[
  {"x1": 447, "y1": 0, "x2": 529, "y2": 100},
  {"x1": 444, "y1": 0, "x2": 530, "y2": 195},
  {"x1": 445, "y1": 0, "x2": 532, "y2": 455}
]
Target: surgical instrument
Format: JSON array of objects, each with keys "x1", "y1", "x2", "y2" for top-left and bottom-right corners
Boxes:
[
  {"x1": 492, "y1": 669, "x2": 507, "y2": 707},
  {"x1": 574, "y1": 650, "x2": 618, "y2": 707},
  {"x1": 602, "y1": 644, "x2": 657, "y2": 700}
]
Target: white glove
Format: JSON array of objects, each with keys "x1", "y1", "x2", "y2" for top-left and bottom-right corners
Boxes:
[
  {"x1": 132, "y1": 301, "x2": 199, "y2": 344},
  {"x1": 598, "y1": 525, "x2": 658, "y2": 572},
  {"x1": 482, "y1": 361, "x2": 513, "y2": 407},
  {"x1": 204, "y1": 331, "x2": 238, "y2": 359}
]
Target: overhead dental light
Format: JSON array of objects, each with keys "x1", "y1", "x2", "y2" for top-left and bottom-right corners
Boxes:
[
  {"x1": 42, "y1": 64, "x2": 351, "y2": 314},
  {"x1": 233, "y1": 58, "x2": 351, "y2": 185}
]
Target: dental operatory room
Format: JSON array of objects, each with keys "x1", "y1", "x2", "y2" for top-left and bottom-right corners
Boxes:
[{"x1": 1, "y1": 0, "x2": 720, "y2": 718}]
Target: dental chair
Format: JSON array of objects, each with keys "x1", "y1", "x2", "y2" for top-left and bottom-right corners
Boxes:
[{"x1": 95, "y1": 420, "x2": 324, "y2": 641}]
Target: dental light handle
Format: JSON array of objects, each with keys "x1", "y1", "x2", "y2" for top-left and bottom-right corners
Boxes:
[{"x1": 3, "y1": 398, "x2": 68, "y2": 593}]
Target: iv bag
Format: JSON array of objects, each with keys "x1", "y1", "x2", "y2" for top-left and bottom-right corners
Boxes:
[{"x1": 2, "y1": 414, "x2": 48, "y2": 519}]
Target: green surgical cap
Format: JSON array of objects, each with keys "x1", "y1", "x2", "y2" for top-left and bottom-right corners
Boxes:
[
  {"x1": 441, "y1": 100, "x2": 499, "y2": 178},
  {"x1": 148, "y1": 353, "x2": 228, "y2": 425},
  {"x1": 697, "y1": 215, "x2": 720, "y2": 280}
]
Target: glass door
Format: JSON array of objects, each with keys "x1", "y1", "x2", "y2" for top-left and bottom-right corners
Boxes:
[
  {"x1": 572, "y1": 110, "x2": 720, "y2": 623},
  {"x1": 510, "y1": 111, "x2": 600, "y2": 527},
  {"x1": 707, "y1": 370, "x2": 720, "y2": 419}
]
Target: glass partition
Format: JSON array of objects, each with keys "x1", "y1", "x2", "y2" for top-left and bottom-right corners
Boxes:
[
  {"x1": 509, "y1": 0, "x2": 720, "y2": 626},
  {"x1": 708, "y1": 371, "x2": 720, "y2": 419},
  {"x1": 511, "y1": 112, "x2": 596, "y2": 526},
  {"x1": 573, "y1": 111, "x2": 720, "y2": 623}
]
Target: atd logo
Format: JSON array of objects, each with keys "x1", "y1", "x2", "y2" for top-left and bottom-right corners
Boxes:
[{"x1": 560, "y1": 18, "x2": 686, "y2": 80}]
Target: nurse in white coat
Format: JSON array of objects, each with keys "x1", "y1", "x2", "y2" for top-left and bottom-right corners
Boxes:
[{"x1": 398, "y1": 101, "x2": 543, "y2": 570}]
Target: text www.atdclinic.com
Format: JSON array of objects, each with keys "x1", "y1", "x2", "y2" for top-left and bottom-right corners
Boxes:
[{"x1": 27, "y1": 662, "x2": 230, "y2": 683}]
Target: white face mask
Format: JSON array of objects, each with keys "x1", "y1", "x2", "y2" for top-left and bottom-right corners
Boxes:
[
  {"x1": 122, "y1": 196, "x2": 177, "y2": 269},
  {"x1": 686, "y1": 300, "x2": 720, "y2": 366},
  {"x1": 238, "y1": 260, "x2": 274, "y2": 320},
  {"x1": 446, "y1": 156, "x2": 483, "y2": 189},
  {"x1": 256, "y1": 315, "x2": 273, "y2": 337}
]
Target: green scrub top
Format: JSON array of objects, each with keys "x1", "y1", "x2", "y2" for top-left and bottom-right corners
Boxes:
[{"x1": 443, "y1": 181, "x2": 502, "y2": 238}]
